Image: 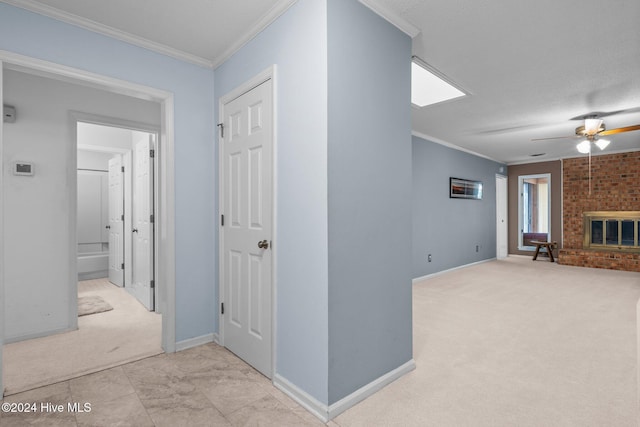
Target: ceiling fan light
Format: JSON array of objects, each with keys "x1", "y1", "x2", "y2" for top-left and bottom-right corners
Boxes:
[
  {"x1": 595, "y1": 138, "x2": 610, "y2": 150},
  {"x1": 584, "y1": 118, "x2": 603, "y2": 134},
  {"x1": 577, "y1": 140, "x2": 591, "y2": 154}
]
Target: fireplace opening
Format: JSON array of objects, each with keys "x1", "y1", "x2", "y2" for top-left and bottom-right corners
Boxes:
[{"x1": 584, "y1": 212, "x2": 640, "y2": 252}]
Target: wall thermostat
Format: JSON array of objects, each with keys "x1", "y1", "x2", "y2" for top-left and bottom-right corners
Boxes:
[
  {"x1": 13, "y1": 161, "x2": 34, "y2": 176},
  {"x1": 3, "y1": 105, "x2": 16, "y2": 123}
]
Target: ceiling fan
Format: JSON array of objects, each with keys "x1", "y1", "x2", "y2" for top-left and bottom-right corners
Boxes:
[
  {"x1": 532, "y1": 114, "x2": 640, "y2": 195},
  {"x1": 532, "y1": 116, "x2": 640, "y2": 153}
]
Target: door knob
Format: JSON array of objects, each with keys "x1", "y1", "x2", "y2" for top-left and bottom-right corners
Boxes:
[
  {"x1": 132, "y1": 228, "x2": 138, "y2": 233},
  {"x1": 105, "y1": 225, "x2": 111, "y2": 229},
  {"x1": 257, "y1": 240, "x2": 269, "y2": 249}
]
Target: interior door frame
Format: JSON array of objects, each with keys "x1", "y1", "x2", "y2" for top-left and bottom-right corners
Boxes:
[
  {"x1": 495, "y1": 174, "x2": 508, "y2": 259},
  {"x1": 74, "y1": 115, "x2": 160, "y2": 309},
  {"x1": 0, "y1": 50, "x2": 177, "y2": 396},
  {"x1": 517, "y1": 173, "x2": 551, "y2": 250},
  {"x1": 218, "y1": 65, "x2": 277, "y2": 377}
]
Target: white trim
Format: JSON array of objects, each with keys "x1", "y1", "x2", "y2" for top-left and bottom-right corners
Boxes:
[
  {"x1": 412, "y1": 130, "x2": 502, "y2": 163},
  {"x1": 496, "y1": 174, "x2": 508, "y2": 260},
  {"x1": 0, "y1": 51, "x2": 177, "y2": 395},
  {"x1": 218, "y1": 65, "x2": 277, "y2": 377},
  {"x1": 175, "y1": 333, "x2": 218, "y2": 352},
  {"x1": 212, "y1": 0, "x2": 297, "y2": 69},
  {"x1": 3, "y1": 326, "x2": 76, "y2": 344},
  {"x1": 0, "y1": 51, "x2": 171, "y2": 101},
  {"x1": 0, "y1": 0, "x2": 213, "y2": 68},
  {"x1": 517, "y1": 173, "x2": 551, "y2": 251},
  {"x1": 328, "y1": 359, "x2": 416, "y2": 419},
  {"x1": 2, "y1": 0, "x2": 299, "y2": 70},
  {"x1": 412, "y1": 258, "x2": 496, "y2": 284},
  {"x1": 274, "y1": 359, "x2": 416, "y2": 422},
  {"x1": 273, "y1": 374, "x2": 330, "y2": 422},
  {"x1": 358, "y1": 0, "x2": 421, "y2": 38}
]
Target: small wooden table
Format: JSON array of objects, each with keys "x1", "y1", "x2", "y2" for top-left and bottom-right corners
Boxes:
[{"x1": 531, "y1": 240, "x2": 556, "y2": 262}]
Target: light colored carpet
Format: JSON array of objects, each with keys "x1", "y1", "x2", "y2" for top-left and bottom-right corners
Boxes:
[
  {"x1": 3, "y1": 279, "x2": 163, "y2": 395},
  {"x1": 335, "y1": 256, "x2": 640, "y2": 427},
  {"x1": 77, "y1": 295, "x2": 113, "y2": 316}
]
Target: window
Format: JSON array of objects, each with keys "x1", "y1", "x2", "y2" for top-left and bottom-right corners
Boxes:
[{"x1": 518, "y1": 174, "x2": 551, "y2": 250}]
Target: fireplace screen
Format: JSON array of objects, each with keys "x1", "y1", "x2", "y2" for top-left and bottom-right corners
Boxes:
[{"x1": 584, "y1": 212, "x2": 640, "y2": 252}]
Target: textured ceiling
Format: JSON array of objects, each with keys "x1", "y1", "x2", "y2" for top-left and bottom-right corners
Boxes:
[
  {"x1": 393, "y1": 0, "x2": 640, "y2": 163},
  {"x1": 8, "y1": 0, "x2": 640, "y2": 163}
]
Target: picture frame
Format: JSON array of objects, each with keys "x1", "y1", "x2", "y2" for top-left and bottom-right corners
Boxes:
[{"x1": 450, "y1": 177, "x2": 483, "y2": 200}]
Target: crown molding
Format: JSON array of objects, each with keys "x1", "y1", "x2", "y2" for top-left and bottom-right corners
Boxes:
[
  {"x1": 212, "y1": 0, "x2": 297, "y2": 69},
  {"x1": 1, "y1": 0, "x2": 214, "y2": 68},
  {"x1": 358, "y1": 0, "x2": 420, "y2": 38},
  {"x1": 412, "y1": 130, "x2": 503, "y2": 164}
]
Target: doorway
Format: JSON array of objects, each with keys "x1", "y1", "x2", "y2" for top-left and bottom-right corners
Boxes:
[
  {"x1": 496, "y1": 174, "x2": 508, "y2": 259},
  {"x1": 518, "y1": 173, "x2": 551, "y2": 250},
  {"x1": 0, "y1": 53, "x2": 176, "y2": 396},
  {"x1": 76, "y1": 121, "x2": 158, "y2": 311}
]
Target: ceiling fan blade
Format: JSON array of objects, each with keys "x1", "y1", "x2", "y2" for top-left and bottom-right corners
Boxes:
[
  {"x1": 531, "y1": 135, "x2": 576, "y2": 141},
  {"x1": 600, "y1": 124, "x2": 640, "y2": 136}
]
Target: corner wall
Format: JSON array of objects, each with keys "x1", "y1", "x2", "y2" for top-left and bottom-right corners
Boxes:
[
  {"x1": 214, "y1": 0, "x2": 330, "y2": 404},
  {"x1": 327, "y1": 0, "x2": 413, "y2": 404},
  {"x1": 412, "y1": 136, "x2": 506, "y2": 279}
]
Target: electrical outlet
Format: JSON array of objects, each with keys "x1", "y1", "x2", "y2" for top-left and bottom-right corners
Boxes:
[
  {"x1": 475, "y1": 245, "x2": 479, "y2": 252},
  {"x1": 428, "y1": 254, "x2": 432, "y2": 262}
]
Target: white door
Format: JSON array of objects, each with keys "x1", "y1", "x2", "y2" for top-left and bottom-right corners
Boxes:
[
  {"x1": 129, "y1": 135, "x2": 155, "y2": 310},
  {"x1": 221, "y1": 79, "x2": 273, "y2": 378},
  {"x1": 496, "y1": 174, "x2": 508, "y2": 259},
  {"x1": 108, "y1": 155, "x2": 124, "y2": 286}
]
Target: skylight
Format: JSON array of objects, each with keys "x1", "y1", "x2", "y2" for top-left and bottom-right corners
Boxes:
[{"x1": 411, "y1": 58, "x2": 466, "y2": 107}]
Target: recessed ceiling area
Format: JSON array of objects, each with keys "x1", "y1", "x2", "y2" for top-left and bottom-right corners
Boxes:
[{"x1": 5, "y1": 0, "x2": 640, "y2": 164}]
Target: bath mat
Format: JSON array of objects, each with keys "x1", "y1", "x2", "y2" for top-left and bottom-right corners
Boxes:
[{"x1": 78, "y1": 295, "x2": 113, "y2": 316}]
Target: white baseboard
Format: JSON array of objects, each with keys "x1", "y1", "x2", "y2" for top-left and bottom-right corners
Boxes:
[
  {"x1": 273, "y1": 374, "x2": 330, "y2": 422},
  {"x1": 175, "y1": 333, "x2": 218, "y2": 351},
  {"x1": 413, "y1": 258, "x2": 496, "y2": 284},
  {"x1": 273, "y1": 359, "x2": 416, "y2": 422},
  {"x1": 4, "y1": 326, "x2": 76, "y2": 344}
]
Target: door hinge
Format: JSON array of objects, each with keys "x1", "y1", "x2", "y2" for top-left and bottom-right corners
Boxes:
[
  {"x1": 150, "y1": 214, "x2": 155, "y2": 223},
  {"x1": 121, "y1": 214, "x2": 125, "y2": 221},
  {"x1": 121, "y1": 263, "x2": 124, "y2": 270},
  {"x1": 121, "y1": 166, "x2": 124, "y2": 172},
  {"x1": 150, "y1": 280, "x2": 155, "y2": 289},
  {"x1": 217, "y1": 123, "x2": 224, "y2": 138},
  {"x1": 221, "y1": 214, "x2": 224, "y2": 226},
  {"x1": 221, "y1": 302, "x2": 224, "y2": 315},
  {"x1": 150, "y1": 149, "x2": 155, "y2": 158}
]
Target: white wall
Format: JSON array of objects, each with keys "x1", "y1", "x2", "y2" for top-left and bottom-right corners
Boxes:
[
  {"x1": 78, "y1": 122, "x2": 135, "y2": 152},
  {"x1": 3, "y1": 68, "x2": 159, "y2": 342},
  {"x1": 77, "y1": 150, "x2": 112, "y2": 170}
]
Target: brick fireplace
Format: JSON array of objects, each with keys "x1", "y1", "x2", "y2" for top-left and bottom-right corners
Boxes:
[{"x1": 559, "y1": 151, "x2": 640, "y2": 271}]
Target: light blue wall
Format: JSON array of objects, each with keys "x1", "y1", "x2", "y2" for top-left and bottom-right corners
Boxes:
[
  {"x1": 0, "y1": 2, "x2": 216, "y2": 342},
  {"x1": 327, "y1": 0, "x2": 413, "y2": 404},
  {"x1": 412, "y1": 136, "x2": 506, "y2": 278},
  {"x1": 214, "y1": 0, "x2": 330, "y2": 403}
]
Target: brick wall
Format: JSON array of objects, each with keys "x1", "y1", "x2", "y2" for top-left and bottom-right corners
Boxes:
[{"x1": 559, "y1": 151, "x2": 640, "y2": 271}]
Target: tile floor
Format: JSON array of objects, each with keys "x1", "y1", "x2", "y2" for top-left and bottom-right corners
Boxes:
[{"x1": 0, "y1": 343, "x2": 337, "y2": 426}]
